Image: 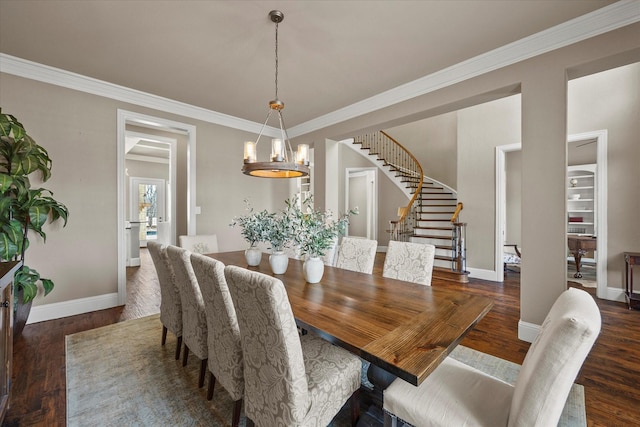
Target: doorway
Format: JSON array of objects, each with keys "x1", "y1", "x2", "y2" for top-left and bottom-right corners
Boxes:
[
  {"x1": 117, "y1": 110, "x2": 197, "y2": 305},
  {"x1": 495, "y1": 130, "x2": 608, "y2": 299},
  {"x1": 130, "y1": 177, "x2": 167, "y2": 247},
  {"x1": 345, "y1": 168, "x2": 377, "y2": 239}
]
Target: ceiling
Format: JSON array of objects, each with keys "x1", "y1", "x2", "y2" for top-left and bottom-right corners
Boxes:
[{"x1": 0, "y1": 1, "x2": 621, "y2": 130}]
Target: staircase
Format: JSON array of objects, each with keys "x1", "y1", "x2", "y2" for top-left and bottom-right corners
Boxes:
[{"x1": 352, "y1": 131, "x2": 468, "y2": 283}]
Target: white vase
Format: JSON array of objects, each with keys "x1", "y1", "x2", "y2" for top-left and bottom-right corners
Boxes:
[
  {"x1": 303, "y1": 256, "x2": 325, "y2": 284},
  {"x1": 245, "y1": 247, "x2": 262, "y2": 266},
  {"x1": 269, "y1": 251, "x2": 289, "y2": 274}
]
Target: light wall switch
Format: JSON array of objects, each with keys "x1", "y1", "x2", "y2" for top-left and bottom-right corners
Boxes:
[{"x1": 195, "y1": 206, "x2": 202, "y2": 215}]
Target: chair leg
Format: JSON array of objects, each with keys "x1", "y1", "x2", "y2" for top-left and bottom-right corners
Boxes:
[
  {"x1": 383, "y1": 411, "x2": 397, "y2": 427},
  {"x1": 350, "y1": 389, "x2": 360, "y2": 427},
  {"x1": 175, "y1": 336, "x2": 182, "y2": 360},
  {"x1": 207, "y1": 372, "x2": 216, "y2": 400},
  {"x1": 232, "y1": 399, "x2": 242, "y2": 427},
  {"x1": 182, "y1": 345, "x2": 189, "y2": 367},
  {"x1": 161, "y1": 326, "x2": 168, "y2": 345},
  {"x1": 198, "y1": 358, "x2": 208, "y2": 388}
]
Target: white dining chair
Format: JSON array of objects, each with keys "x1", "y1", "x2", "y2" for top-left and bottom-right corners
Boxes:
[
  {"x1": 335, "y1": 237, "x2": 378, "y2": 274},
  {"x1": 178, "y1": 234, "x2": 219, "y2": 254},
  {"x1": 166, "y1": 245, "x2": 208, "y2": 388},
  {"x1": 383, "y1": 287, "x2": 601, "y2": 427},
  {"x1": 147, "y1": 241, "x2": 183, "y2": 359},
  {"x1": 321, "y1": 237, "x2": 339, "y2": 267},
  {"x1": 190, "y1": 253, "x2": 243, "y2": 427},
  {"x1": 383, "y1": 240, "x2": 436, "y2": 286},
  {"x1": 225, "y1": 265, "x2": 362, "y2": 427}
]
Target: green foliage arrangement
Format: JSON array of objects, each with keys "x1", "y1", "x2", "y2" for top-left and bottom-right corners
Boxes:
[
  {"x1": 0, "y1": 110, "x2": 69, "y2": 303},
  {"x1": 230, "y1": 199, "x2": 273, "y2": 247},
  {"x1": 288, "y1": 195, "x2": 356, "y2": 258},
  {"x1": 232, "y1": 195, "x2": 356, "y2": 257}
]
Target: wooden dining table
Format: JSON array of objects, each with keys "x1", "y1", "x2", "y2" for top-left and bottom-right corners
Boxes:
[{"x1": 210, "y1": 251, "x2": 494, "y2": 392}]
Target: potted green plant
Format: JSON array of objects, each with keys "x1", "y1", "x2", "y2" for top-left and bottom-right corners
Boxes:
[
  {"x1": 0, "y1": 110, "x2": 69, "y2": 335},
  {"x1": 230, "y1": 199, "x2": 271, "y2": 266},
  {"x1": 263, "y1": 208, "x2": 295, "y2": 275},
  {"x1": 288, "y1": 195, "x2": 355, "y2": 283}
]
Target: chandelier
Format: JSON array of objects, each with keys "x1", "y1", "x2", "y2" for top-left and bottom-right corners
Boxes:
[{"x1": 242, "y1": 10, "x2": 310, "y2": 178}]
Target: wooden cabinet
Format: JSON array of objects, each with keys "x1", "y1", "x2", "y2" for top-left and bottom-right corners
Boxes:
[{"x1": 0, "y1": 261, "x2": 20, "y2": 424}]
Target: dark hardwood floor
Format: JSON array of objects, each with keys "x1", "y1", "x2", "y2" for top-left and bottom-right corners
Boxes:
[{"x1": 4, "y1": 251, "x2": 640, "y2": 426}]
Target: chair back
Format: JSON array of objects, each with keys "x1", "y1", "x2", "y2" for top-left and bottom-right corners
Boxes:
[
  {"x1": 508, "y1": 288, "x2": 601, "y2": 426},
  {"x1": 224, "y1": 265, "x2": 310, "y2": 425},
  {"x1": 321, "y1": 237, "x2": 338, "y2": 266},
  {"x1": 383, "y1": 241, "x2": 436, "y2": 285},
  {"x1": 335, "y1": 237, "x2": 378, "y2": 274},
  {"x1": 166, "y1": 245, "x2": 208, "y2": 360},
  {"x1": 179, "y1": 234, "x2": 219, "y2": 254},
  {"x1": 190, "y1": 254, "x2": 244, "y2": 401},
  {"x1": 147, "y1": 242, "x2": 182, "y2": 336}
]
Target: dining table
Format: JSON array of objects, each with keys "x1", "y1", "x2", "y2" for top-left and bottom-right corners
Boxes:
[{"x1": 210, "y1": 250, "x2": 493, "y2": 401}]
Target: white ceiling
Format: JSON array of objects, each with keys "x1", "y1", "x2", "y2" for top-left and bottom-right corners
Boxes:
[{"x1": 0, "y1": 0, "x2": 625, "y2": 130}]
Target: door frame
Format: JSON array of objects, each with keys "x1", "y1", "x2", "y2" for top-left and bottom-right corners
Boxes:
[
  {"x1": 345, "y1": 167, "x2": 378, "y2": 240},
  {"x1": 117, "y1": 110, "x2": 197, "y2": 305},
  {"x1": 126, "y1": 129, "x2": 177, "y2": 246},
  {"x1": 495, "y1": 130, "x2": 610, "y2": 299}
]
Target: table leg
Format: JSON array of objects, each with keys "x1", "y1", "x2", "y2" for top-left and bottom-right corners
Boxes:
[{"x1": 572, "y1": 249, "x2": 586, "y2": 278}]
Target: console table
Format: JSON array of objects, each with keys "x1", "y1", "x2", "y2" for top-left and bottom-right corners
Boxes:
[
  {"x1": 624, "y1": 252, "x2": 640, "y2": 310},
  {"x1": 0, "y1": 261, "x2": 21, "y2": 423},
  {"x1": 568, "y1": 236, "x2": 597, "y2": 278}
]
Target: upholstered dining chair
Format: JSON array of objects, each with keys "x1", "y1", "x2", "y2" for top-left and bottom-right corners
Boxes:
[
  {"x1": 190, "y1": 253, "x2": 244, "y2": 427},
  {"x1": 321, "y1": 237, "x2": 339, "y2": 267},
  {"x1": 147, "y1": 241, "x2": 183, "y2": 360},
  {"x1": 383, "y1": 287, "x2": 601, "y2": 427},
  {"x1": 382, "y1": 240, "x2": 436, "y2": 286},
  {"x1": 335, "y1": 237, "x2": 378, "y2": 274},
  {"x1": 166, "y1": 245, "x2": 208, "y2": 388},
  {"x1": 224, "y1": 265, "x2": 362, "y2": 427},
  {"x1": 178, "y1": 234, "x2": 219, "y2": 254}
]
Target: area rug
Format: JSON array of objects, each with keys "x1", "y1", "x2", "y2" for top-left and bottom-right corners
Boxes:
[{"x1": 67, "y1": 314, "x2": 586, "y2": 426}]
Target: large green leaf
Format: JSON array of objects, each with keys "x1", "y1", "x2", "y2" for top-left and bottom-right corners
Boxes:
[
  {"x1": 41, "y1": 278, "x2": 54, "y2": 296},
  {"x1": 0, "y1": 173, "x2": 12, "y2": 193},
  {"x1": 15, "y1": 265, "x2": 40, "y2": 303},
  {"x1": 0, "y1": 233, "x2": 20, "y2": 261},
  {"x1": 28, "y1": 205, "x2": 50, "y2": 233}
]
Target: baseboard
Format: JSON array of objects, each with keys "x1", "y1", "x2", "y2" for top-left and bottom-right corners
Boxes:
[
  {"x1": 466, "y1": 267, "x2": 498, "y2": 281},
  {"x1": 27, "y1": 292, "x2": 120, "y2": 324},
  {"x1": 602, "y1": 286, "x2": 625, "y2": 302},
  {"x1": 518, "y1": 319, "x2": 541, "y2": 343}
]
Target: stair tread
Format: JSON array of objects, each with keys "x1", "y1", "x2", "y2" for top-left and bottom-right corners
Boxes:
[
  {"x1": 414, "y1": 226, "x2": 453, "y2": 231},
  {"x1": 412, "y1": 234, "x2": 453, "y2": 240}
]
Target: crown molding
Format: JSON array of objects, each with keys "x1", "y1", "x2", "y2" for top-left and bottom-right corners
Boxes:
[
  {"x1": 0, "y1": 53, "x2": 282, "y2": 139},
  {"x1": 1, "y1": 1, "x2": 638, "y2": 139},
  {"x1": 288, "y1": 0, "x2": 640, "y2": 138}
]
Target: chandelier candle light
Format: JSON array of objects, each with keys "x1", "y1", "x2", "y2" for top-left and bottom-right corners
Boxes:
[{"x1": 242, "y1": 10, "x2": 310, "y2": 178}]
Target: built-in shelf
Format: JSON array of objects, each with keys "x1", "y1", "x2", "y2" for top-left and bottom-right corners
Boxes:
[{"x1": 567, "y1": 164, "x2": 596, "y2": 243}]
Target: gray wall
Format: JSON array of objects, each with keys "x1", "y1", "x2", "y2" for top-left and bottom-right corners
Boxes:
[
  {"x1": 457, "y1": 94, "x2": 522, "y2": 270},
  {"x1": 0, "y1": 21, "x2": 637, "y2": 329},
  {"x1": 0, "y1": 73, "x2": 290, "y2": 305},
  {"x1": 385, "y1": 111, "x2": 458, "y2": 189}
]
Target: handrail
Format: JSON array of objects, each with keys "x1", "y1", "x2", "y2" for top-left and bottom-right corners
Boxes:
[
  {"x1": 451, "y1": 202, "x2": 463, "y2": 223},
  {"x1": 379, "y1": 131, "x2": 423, "y2": 226},
  {"x1": 354, "y1": 131, "x2": 424, "y2": 242}
]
